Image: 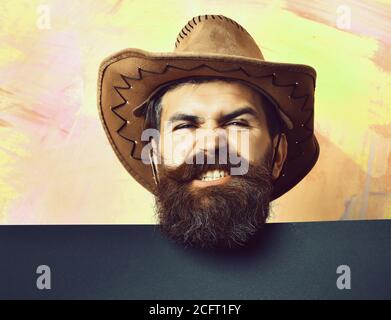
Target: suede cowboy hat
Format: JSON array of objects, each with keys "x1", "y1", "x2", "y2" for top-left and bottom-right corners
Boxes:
[{"x1": 97, "y1": 14, "x2": 319, "y2": 200}]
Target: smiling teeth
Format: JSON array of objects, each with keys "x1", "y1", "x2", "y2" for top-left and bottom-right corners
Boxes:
[{"x1": 200, "y1": 170, "x2": 228, "y2": 181}]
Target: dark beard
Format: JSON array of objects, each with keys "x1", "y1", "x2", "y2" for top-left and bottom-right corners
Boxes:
[{"x1": 154, "y1": 152, "x2": 274, "y2": 249}]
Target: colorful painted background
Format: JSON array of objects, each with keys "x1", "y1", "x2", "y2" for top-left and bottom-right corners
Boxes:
[{"x1": 0, "y1": 0, "x2": 390, "y2": 224}]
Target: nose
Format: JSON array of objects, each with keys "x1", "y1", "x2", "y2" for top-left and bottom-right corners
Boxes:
[{"x1": 196, "y1": 127, "x2": 228, "y2": 155}]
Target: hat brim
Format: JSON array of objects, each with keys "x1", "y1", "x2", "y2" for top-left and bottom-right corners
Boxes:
[{"x1": 98, "y1": 48, "x2": 319, "y2": 200}]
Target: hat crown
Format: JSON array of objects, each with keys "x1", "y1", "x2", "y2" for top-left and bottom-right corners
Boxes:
[{"x1": 174, "y1": 15, "x2": 264, "y2": 60}]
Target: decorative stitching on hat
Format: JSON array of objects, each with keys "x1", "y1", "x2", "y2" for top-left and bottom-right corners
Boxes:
[
  {"x1": 111, "y1": 76, "x2": 142, "y2": 160},
  {"x1": 302, "y1": 108, "x2": 314, "y2": 131},
  {"x1": 270, "y1": 75, "x2": 312, "y2": 113},
  {"x1": 100, "y1": 49, "x2": 316, "y2": 78},
  {"x1": 175, "y1": 15, "x2": 246, "y2": 49}
]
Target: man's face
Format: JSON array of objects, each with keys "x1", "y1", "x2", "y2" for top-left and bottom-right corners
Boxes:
[
  {"x1": 158, "y1": 80, "x2": 272, "y2": 173},
  {"x1": 152, "y1": 80, "x2": 286, "y2": 249}
]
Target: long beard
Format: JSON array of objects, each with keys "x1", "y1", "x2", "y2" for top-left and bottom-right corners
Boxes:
[{"x1": 154, "y1": 152, "x2": 274, "y2": 249}]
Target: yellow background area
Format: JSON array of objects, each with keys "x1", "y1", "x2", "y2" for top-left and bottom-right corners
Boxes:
[{"x1": 0, "y1": 0, "x2": 390, "y2": 224}]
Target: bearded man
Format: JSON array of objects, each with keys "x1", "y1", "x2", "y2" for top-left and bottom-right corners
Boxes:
[{"x1": 98, "y1": 14, "x2": 319, "y2": 249}]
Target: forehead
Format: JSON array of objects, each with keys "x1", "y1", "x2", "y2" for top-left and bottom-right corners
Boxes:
[{"x1": 160, "y1": 80, "x2": 266, "y2": 120}]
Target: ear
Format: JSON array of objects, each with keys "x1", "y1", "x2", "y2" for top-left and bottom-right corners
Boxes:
[{"x1": 271, "y1": 133, "x2": 288, "y2": 180}]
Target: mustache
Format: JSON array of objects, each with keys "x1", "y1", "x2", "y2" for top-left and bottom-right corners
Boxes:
[{"x1": 158, "y1": 151, "x2": 252, "y2": 183}]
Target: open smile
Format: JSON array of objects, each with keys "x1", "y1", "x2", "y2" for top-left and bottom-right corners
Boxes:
[{"x1": 192, "y1": 169, "x2": 231, "y2": 187}]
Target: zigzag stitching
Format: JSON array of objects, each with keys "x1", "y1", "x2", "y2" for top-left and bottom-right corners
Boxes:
[
  {"x1": 288, "y1": 130, "x2": 314, "y2": 163},
  {"x1": 111, "y1": 103, "x2": 127, "y2": 123},
  {"x1": 166, "y1": 63, "x2": 254, "y2": 77},
  {"x1": 112, "y1": 75, "x2": 133, "y2": 122},
  {"x1": 115, "y1": 122, "x2": 142, "y2": 161},
  {"x1": 270, "y1": 73, "x2": 312, "y2": 113},
  {"x1": 121, "y1": 64, "x2": 254, "y2": 81},
  {"x1": 294, "y1": 93, "x2": 310, "y2": 112},
  {"x1": 275, "y1": 72, "x2": 313, "y2": 160},
  {"x1": 301, "y1": 109, "x2": 314, "y2": 133}
]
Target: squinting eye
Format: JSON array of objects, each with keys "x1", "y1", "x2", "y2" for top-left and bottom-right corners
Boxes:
[
  {"x1": 225, "y1": 121, "x2": 249, "y2": 127},
  {"x1": 173, "y1": 123, "x2": 197, "y2": 131}
]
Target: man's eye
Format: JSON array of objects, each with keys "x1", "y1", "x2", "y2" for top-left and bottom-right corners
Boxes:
[
  {"x1": 225, "y1": 121, "x2": 249, "y2": 127},
  {"x1": 173, "y1": 123, "x2": 197, "y2": 130}
]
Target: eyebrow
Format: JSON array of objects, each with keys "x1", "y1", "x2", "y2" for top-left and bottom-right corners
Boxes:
[
  {"x1": 168, "y1": 113, "x2": 203, "y2": 124},
  {"x1": 168, "y1": 106, "x2": 258, "y2": 125},
  {"x1": 218, "y1": 107, "x2": 258, "y2": 124}
]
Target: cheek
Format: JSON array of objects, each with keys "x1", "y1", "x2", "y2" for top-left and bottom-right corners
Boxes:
[{"x1": 227, "y1": 129, "x2": 265, "y2": 162}]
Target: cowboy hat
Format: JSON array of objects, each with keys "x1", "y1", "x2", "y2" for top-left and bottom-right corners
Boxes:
[{"x1": 97, "y1": 14, "x2": 319, "y2": 200}]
